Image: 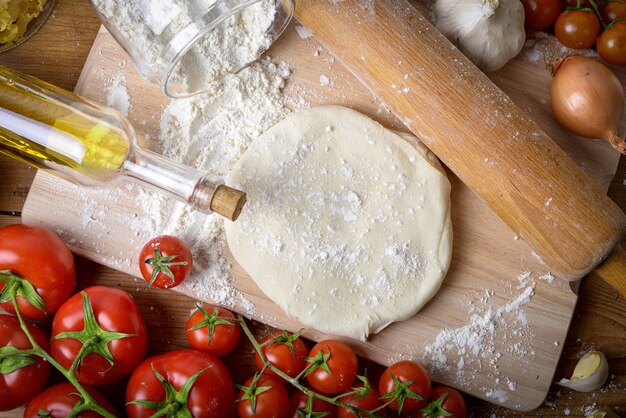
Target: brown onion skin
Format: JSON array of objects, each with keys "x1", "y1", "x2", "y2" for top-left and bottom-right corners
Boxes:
[{"x1": 551, "y1": 55, "x2": 625, "y2": 153}]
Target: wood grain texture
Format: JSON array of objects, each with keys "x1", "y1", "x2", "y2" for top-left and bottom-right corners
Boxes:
[
  {"x1": 295, "y1": 0, "x2": 626, "y2": 282},
  {"x1": 0, "y1": 0, "x2": 624, "y2": 415},
  {"x1": 20, "y1": 22, "x2": 621, "y2": 411}
]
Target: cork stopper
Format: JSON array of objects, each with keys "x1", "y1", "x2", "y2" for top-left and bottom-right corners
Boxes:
[{"x1": 210, "y1": 185, "x2": 247, "y2": 221}]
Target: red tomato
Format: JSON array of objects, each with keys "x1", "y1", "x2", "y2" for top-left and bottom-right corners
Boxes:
[
  {"x1": 126, "y1": 349, "x2": 235, "y2": 418},
  {"x1": 255, "y1": 332, "x2": 309, "y2": 378},
  {"x1": 186, "y1": 305, "x2": 240, "y2": 357},
  {"x1": 306, "y1": 340, "x2": 358, "y2": 395},
  {"x1": 597, "y1": 21, "x2": 626, "y2": 65},
  {"x1": 555, "y1": 9, "x2": 602, "y2": 49},
  {"x1": 0, "y1": 224, "x2": 75, "y2": 319},
  {"x1": 23, "y1": 383, "x2": 118, "y2": 418},
  {"x1": 0, "y1": 314, "x2": 50, "y2": 411},
  {"x1": 139, "y1": 235, "x2": 192, "y2": 289},
  {"x1": 289, "y1": 389, "x2": 337, "y2": 418},
  {"x1": 337, "y1": 384, "x2": 383, "y2": 418},
  {"x1": 602, "y1": 1, "x2": 626, "y2": 22},
  {"x1": 237, "y1": 375, "x2": 289, "y2": 418},
  {"x1": 378, "y1": 361, "x2": 431, "y2": 413},
  {"x1": 417, "y1": 386, "x2": 467, "y2": 418},
  {"x1": 50, "y1": 286, "x2": 148, "y2": 387},
  {"x1": 520, "y1": 0, "x2": 564, "y2": 30}
]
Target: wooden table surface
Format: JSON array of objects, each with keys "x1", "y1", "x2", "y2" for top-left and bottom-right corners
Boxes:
[{"x1": 0, "y1": 1, "x2": 624, "y2": 416}]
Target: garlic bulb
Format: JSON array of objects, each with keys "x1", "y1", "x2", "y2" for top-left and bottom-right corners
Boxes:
[
  {"x1": 434, "y1": 0, "x2": 526, "y2": 72},
  {"x1": 557, "y1": 350, "x2": 609, "y2": 392}
]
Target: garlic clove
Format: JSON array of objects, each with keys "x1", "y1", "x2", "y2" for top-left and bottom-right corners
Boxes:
[
  {"x1": 557, "y1": 350, "x2": 609, "y2": 392},
  {"x1": 586, "y1": 409, "x2": 620, "y2": 418}
]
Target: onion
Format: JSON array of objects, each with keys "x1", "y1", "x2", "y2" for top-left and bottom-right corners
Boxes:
[{"x1": 551, "y1": 55, "x2": 625, "y2": 154}]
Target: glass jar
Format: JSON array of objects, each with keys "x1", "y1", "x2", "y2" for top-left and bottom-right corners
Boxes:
[{"x1": 89, "y1": 0, "x2": 294, "y2": 98}]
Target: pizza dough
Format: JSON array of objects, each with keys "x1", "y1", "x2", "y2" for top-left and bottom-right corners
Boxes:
[{"x1": 225, "y1": 106, "x2": 452, "y2": 340}]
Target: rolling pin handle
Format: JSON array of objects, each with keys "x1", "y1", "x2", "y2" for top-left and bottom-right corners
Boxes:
[{"x1": 593, "y1": 243, "x2": 626, "y2": 299}]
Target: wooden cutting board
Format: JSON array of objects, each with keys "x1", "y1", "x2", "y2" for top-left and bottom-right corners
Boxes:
[{"x1": 21, "y1": 3, "x2": 626, "y2": 411}]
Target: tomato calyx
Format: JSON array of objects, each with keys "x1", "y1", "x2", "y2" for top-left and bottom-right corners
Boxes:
[
  {"x1": 186, "y1": 304, "x2": 238, "y2": 343},
  {"x1": 294, "y1": 393, "x2": 332, "y2": 418},
  {"x1": 235, "y1": 373, "x2": 274, "y2": 414},
  {"x1": 263, "y1": 329, "x2": 305, "y2": 358},
  {"x1": 418, "y1": 391, "x2": 455, "y2": 418},
  {"x1": 53, "y1": 291, "x2": 135, "y2": 373},
  {"x1": 380, "y1": 371, "x2": 424, "y2": 414},
  {"x1": 304, "y1": 347, "x2": 334, "y2": 379},
  {"x1": 143, "y1": 248, "x2": 188, "y2": 286},
  {"x1": 128, "y1": 364, "x2": 211, "y2": 417},
  {"x1": 347, "y1": 375, "x2": 375, "y2": 401},
  {"x1": 0, "y1": 345, "x2": 39, "y2": 374},
  {"x1": 0, "y1": 270, "x2": 46, "y2": 313}
]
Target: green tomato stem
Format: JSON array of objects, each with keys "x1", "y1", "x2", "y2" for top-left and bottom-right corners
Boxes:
[
  {"x1": 589, "y1": 0, "x2": 609, "y2": 27},
  {"x1": 11, "y1": 298, "x2": 116, "y2": 418}
]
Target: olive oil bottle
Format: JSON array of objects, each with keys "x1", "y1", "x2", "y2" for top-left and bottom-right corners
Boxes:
[{"x1": 0, "y1": 65, "x2": 245, "y2": 221}]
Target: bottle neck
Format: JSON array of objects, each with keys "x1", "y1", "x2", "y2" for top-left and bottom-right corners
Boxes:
[{"x1": 122, "y1": 147, "x2": 218, "y2": 213}]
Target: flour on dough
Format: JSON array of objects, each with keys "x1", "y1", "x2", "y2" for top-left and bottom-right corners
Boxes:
[{"x1": 225, "y1": 106, "x2": 452, "y2": 340}]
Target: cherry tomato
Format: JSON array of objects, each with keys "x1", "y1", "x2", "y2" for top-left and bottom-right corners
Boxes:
[
  {"x1": 379, "y1": 361, "x2": 431, "y2": 413},
  {"x1": 520, "y1": 0, "x2": 564, "y2": 30},
  {"x1": 602, "y1": 1, "x2": 626, "y2": 22},
  {"x1": 555, "y1": 9, "x2": 602, "y2": 49},
  {"x1": 0, "y1": 224, "x2": 75, "y2": 319},
  {"x1": 186, "y1": 304, "x2": 240, "y2": 357},
  {"x1": 597, "y1": 21, "x2": 626, "y2": 65},
  {"x1": 290, "y1": 388, "x2": 337, "y2": 418},
  {"x1": 0, "y1": 314, "x2": 50, "y2": 411},
  {"x1": 139, "y1": 235, "x2": 192, "y2": 289},
  {"x1": 236, "y1": 375, "x2": 289, "y2": 418},
  {"x1": 337, "y1": 384, "x2": 383, "y2": 418},
  {"x1": 50, "y1": 286, "x2": 148, "y2": 387},
  {"x1": 417, "y1": 386, "x2": 467, "y2": 418},
  {"x1": 23, "y1": 383, "x2": 118, "y2": 418},
  {"x1": 255, "y1": 332, "x2": 309, "y2": 378},
  {"x1": 126, "y1": 349, "x2": 235, "y2": 418},
  {"x1": 306, "y1": 340, "x2": 358, "y2": 395}
]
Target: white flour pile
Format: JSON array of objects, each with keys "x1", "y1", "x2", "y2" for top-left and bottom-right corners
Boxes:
[
  {"x1": 91, "y1": 0, "x2": 276, "y2": 94},
  {"x1": 135, "y1": 58, "x2": 291, "y2": 311}
]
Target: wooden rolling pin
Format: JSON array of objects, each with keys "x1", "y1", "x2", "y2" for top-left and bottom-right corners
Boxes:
[{"x1": 295, "y1": 1, "x2": 626, "y2": 296}]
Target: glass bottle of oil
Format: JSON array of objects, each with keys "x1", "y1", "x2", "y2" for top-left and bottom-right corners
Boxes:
[{"x1": 0, "y1": 65, "x2": 246, "y2": 221}]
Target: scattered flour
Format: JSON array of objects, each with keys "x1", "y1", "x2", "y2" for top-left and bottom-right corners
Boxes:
[
  {"x1": 135, "y1": 58, "x2": 291, "y2": 311},
  {"x1": 106, "y1": 73, "x2": 131, "y2": 116},
  {"x1": 423, "y1": 275, "x2": 537, "y2": 402}
]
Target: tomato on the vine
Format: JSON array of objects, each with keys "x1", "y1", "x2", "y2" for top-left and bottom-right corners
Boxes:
[
  {"x1": 255, "y1": 331, "x2": 308, "y2": 378},
  {"x1": 379, "y1": 361, "x2": 431, "y2": 413},
  {"x1": 0, "y1": 224, "x2": 75, "y2": 320},
  {"x1": 290, "y1": 388, "x2": 337, "y2": 418},
  {"x1": 306, "y1": 340, "x2": 358, "y2": 395},
  {"x1": 236, "y1": 375, "x2": 290, "y2": 418},
  {"x1": 520, "y1": 0, "x2": 564, "y2": 30},
  {"x1": 0, "y1": 314, "x2": 50, "y2": 411},
  {"x1": 126, "y1": 349, "x2": 235, "y2": 418},
  {"x1": 597, "y1": 21, "x2": 626, "y2": 65},
  {"x1": 139, "y1": 235, "x2": 192, "y2": 289},
  {"x1": 50, "y1": 286, "x2": 148, "y2": 387},
  {"x1": 602, "y1": 1, "x2": 626, "y2": 22},
  {"x1": 555, "y1": 9, "x2": 602, "y2": 49},
  {"x1": 337, "y1": 379, "x2": 383, "y2": 418},
  {"x1": 23, "y1": 383, "x2": 118, "y2": 418},
  {"x1": 186, "y1": 304, "x2": 240, "y2": 357},
  {"x1": 417, "y1": 386, "x2": 467, "y2": 418}
]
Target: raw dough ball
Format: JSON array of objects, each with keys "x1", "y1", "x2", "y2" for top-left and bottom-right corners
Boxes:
[{"x1": 225, "y1": 106, "x2": 452, "y2": 340}]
